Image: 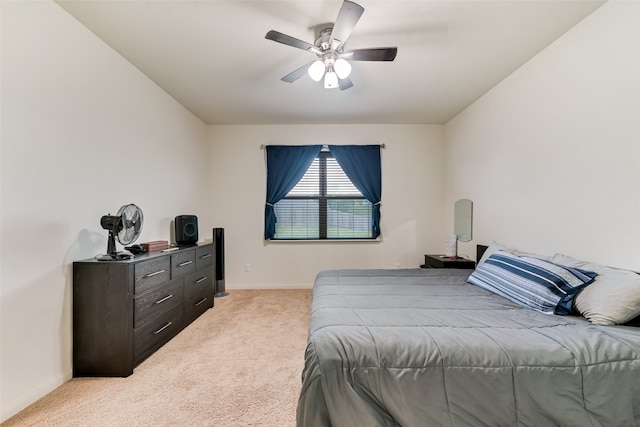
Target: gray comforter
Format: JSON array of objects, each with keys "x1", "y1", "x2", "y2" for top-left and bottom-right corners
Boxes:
[{"x1": 297, "y1": 268, "x2": 640, "y2": 427}]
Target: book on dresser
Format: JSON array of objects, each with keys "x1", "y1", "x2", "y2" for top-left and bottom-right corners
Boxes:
[{"x1": 72, "y1": 243, "x2": 215, "y2": 377}]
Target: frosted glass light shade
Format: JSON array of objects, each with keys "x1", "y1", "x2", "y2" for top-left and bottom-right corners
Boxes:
[
  {"x1": 445, "y1": 234, "x2": 458, "y2": 258},
  {"x1": 334, "y1": 58, "x2": 352, "y2": 79},
  {"x1": 308, "y1": 60, "x2": 325, "y2": 82},
  {"x1": 324, "y1": 71, "x2": 339, "y2": 89}
]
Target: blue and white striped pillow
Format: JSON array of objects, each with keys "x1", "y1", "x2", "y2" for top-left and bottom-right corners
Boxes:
[{"x1": 467, "y1": 250, "x2": 597, "y2": 315}]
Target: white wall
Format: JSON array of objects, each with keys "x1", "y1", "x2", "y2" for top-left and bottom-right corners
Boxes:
[
  {"x1": 444, "y1": 0, "x2": 640, "y2": 269},
  {"x1": 0, "y1": 1, "x2": 210, "y2": 421},
  {"x1": 208, "y1": 124, "x2": 445, "y2": 288}
]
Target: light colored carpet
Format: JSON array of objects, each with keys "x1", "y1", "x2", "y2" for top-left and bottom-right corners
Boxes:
[{"x1": 3, "y1": 289, "x2": 312, "y2": 427}]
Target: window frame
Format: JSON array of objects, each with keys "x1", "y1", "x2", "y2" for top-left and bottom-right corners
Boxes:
[{"x1": 272, "y1": 151, "x2": 375, "y2": 241}]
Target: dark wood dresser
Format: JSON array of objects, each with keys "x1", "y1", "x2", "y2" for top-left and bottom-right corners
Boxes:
[{"x1": 73, "y1": 243, "x2": 214, "y2": 377}]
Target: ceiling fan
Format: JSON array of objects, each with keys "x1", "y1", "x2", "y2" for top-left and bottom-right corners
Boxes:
[{"x1": 265, "y1": 0, "x2": 397, "y2": 90}]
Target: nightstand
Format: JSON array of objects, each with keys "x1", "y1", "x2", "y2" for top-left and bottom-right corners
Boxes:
[{"x1": 420, "y1": 254, "x2": 476, "y2": 269}]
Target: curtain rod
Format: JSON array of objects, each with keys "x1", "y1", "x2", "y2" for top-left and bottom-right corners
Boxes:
[{"x1": 260, "y1": 143, "x2": 386, "y2": 150}]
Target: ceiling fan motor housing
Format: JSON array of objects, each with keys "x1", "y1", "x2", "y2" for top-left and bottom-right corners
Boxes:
[{"x1": 313, "y1": 24, "x2": 335, "y2": 52}]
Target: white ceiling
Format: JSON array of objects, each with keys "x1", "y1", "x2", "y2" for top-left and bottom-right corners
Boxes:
[{"x1": 55, "y1": 0, "x2": 605, "y2": 125}]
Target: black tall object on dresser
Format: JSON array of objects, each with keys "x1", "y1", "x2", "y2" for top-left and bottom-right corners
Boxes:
[
  {"x1": 213, "y1": 227, "x2": 228, "y2": 297},
  {"x1": 72, "y1": 243, "x2": 215, "y2": 377}
]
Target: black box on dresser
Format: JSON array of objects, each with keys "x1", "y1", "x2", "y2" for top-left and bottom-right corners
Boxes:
[{"x1": 73, "y1": 243, "x2": 214, "y2": 377}]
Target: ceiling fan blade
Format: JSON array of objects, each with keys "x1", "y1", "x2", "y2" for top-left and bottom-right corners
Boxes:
[
  {"x1": 344, "y1": 47, "x2": 398, "y2": 61},
  {"x1": 265, "y1": 30, "x2": 320, "y2": 54},
  {"x1": 329, "y1": 1, "x2": 364, "y2": 51},
  {"x1": 339, "y1": 77, "x2": 354, "y2": 91},
  {"x1": 281, "y1": 61, "x2": 315, "y2": 83}
]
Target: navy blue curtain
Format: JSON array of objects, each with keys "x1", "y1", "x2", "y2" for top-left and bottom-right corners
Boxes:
[
  {"x1": 329, "y1": 145, "x2": 382, "y2": 238},
  {"x1": 264, "y1": 145, "x2": 322, "y2": 240}
]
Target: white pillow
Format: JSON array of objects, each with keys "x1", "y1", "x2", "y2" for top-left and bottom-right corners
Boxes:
[{"x1": 551, "y1": 253, "x2": 640, "y2": 325}]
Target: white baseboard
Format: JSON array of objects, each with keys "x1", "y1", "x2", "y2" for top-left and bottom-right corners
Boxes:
[
  {"x1": 1, "y1": 369, "x2": 72, "y2": 423},
  {"x1": 225, "y1": 283, "x2": 312, "y2": 290}
]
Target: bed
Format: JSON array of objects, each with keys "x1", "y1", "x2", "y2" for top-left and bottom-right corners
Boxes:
[{"x1": 297, "y1": 245, "x2": 640, "y2": 427}]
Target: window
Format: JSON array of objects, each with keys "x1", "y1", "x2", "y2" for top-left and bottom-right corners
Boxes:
[
  {"x1": 273, "y1": 151, "x2": 374, "y2": 240},
  {"x1": 264, "y1": 144, "x2": 381, "y2": 241}
]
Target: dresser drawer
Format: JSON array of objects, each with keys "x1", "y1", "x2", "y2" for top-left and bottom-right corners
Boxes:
[
  {"x1": 183, "y1": 282, "x2": 213, "y2": 325},
  {"x1": 134, "y1": 257, "x2": 171, "y2": 295},
  {"x1": 184, "y1": 268, "x2": 213, "y2": 297},
  {"x1": 134, "y1": 304, "x2": 183, "y2": 365},
  {"x1": 171, "y1": 250, "x2": 196, "y2": 279},
  {"x1": 195, "y1": 245, "x2": 213, "y2": 270},
  {"x1": 134, "y1": 278, "x2": 183, "y2": 329}
]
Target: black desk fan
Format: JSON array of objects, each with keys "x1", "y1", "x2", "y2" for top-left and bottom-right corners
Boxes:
[{"x1": 97, "y1": 203, "x2": 143, "y2": 261}]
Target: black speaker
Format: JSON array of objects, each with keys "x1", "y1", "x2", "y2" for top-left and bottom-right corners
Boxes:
[
  {"x1": 213, "y1": 227, "x2": 228, "y2": 297},
  {"x1": 175, "y1": 215, "x2": 198, "y2": 245}
]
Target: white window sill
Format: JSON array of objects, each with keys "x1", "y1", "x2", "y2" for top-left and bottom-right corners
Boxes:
[{"x1": 266, "y1": 238, "x2": 382, "y2": 243}]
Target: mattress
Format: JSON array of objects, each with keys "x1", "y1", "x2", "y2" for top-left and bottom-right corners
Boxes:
[{"x1": 297, "y1": 268, "x2": 640, "y2": 427}]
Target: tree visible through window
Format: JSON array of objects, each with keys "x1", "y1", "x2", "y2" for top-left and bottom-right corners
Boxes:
[{"x1": 273, "y1": 151, "x2": 373, "y2": 239}]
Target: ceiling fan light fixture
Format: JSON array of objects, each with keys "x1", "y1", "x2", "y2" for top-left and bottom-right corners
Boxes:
[
  {"x1": 334, "y1": 58, "x2": 352, "y2": 79},
  {"x1": 324, "y1": 70, "x2": 339, "y2": 89},
  {"x1": 308, "y1": 60, "x2": 326, "y2": 82}
]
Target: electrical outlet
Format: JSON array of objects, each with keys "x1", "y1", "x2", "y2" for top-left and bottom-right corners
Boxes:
[{"x1": 244, "y1": 264, "x2": 251, "y2": 272}]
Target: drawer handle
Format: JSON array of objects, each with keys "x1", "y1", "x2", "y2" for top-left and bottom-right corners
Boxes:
[
  {"x1": 178, "y1": 260, "x2": 193, "y2": 267},
  {"x1": 144, "y1": 269, "x2": 166, "y2": 278},
  {"x1": 200, "y1": 254, "x2": 212, "y2": 259},
  {"x1": 153, "y1": 321, "x2": 172, "y2": 335},
  {"x1": 195, "y1": 276, "x2": 207, "y2": 284},
  {"x1": 194, "y1": 297, "x2": 207, "y2": 307},
  {"x1": 155, "y1": 294, "x2": 173, "y2": 304}
]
